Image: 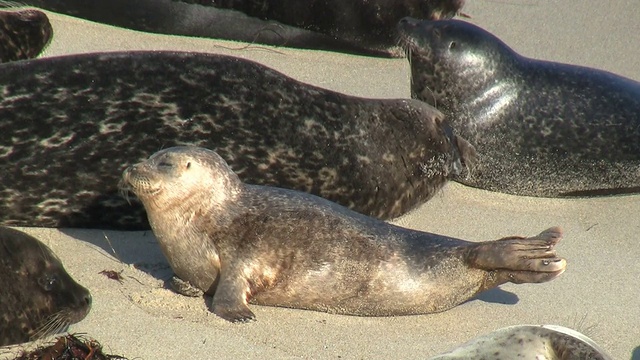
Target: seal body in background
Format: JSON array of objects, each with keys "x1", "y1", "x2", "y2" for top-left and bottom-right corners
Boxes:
[
  {"x1": 0, "y1": 226, "x2": 92, "y2": 347},
  {"x1": 181, "y1": 0, "x2": 467, "y2": 55},
  {"x1": 397, "y1": 18, "x2": 640, "y2": 197},
  {"x1": 0, "y1": 9, "x2": 52, "y2": 62},
  {"x1": 120, "y1": 146, "x2": 566, "y2": 322},
  {"x1": 20, "y1": 0, "x2": 464, "y2": 56},
  {"x1": 0, "y1": 51, "x2": 474, "y2": 230},
  {"x1": 430, "y1": 325, "x2": 612, "y2": 360}
]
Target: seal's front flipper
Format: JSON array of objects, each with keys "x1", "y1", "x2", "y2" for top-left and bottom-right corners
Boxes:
[
  {"x1": 169, "y1": 275, "x2": 204, "y2": 297},
  {"x1": 210, "y1": 272, "x2": 256, "y2": 323},
  {"x1": 468, "y1": 227, "x2": 567, "y2": 286}
]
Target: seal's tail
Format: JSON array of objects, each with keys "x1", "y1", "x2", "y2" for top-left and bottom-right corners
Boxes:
[{"x1": 469, "y1": 227, "x2": 567, "y2": 285}]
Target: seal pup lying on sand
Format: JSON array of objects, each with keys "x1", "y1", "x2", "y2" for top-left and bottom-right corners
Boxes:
[
  {"x1": 0, "y1": 51, "x2": 473, "y2": 230},
  {"x1": 0, "y1": 227, "x2": 92, "y2": 347},
  {"x1": 120, "y1": 146, "x2": 566, "y2": 322},
  {"x1": 430, "y1": 325, "x2": 611, "y2": 360},
  {"x1": 0, "y1": 8, "x2": 52, "y2": 62},
  {"x1": 397, "y1": 18, "x2": 640, "y2": 197},
  {"x1": 20, "y1": 0, "x2": 465, "y2": 57}
]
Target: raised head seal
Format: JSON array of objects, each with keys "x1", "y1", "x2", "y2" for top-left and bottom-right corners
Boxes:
[
  {"x1": 397, "y1": 18, "x2": 640, "y2": 197},
  {"x1": 120, "y1": 146, "x2": 566, "y2": 322}
]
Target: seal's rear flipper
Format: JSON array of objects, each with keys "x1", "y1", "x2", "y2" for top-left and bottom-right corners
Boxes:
[{"x1": 468, "y1": 227, "x2": 567, "y2": 285}]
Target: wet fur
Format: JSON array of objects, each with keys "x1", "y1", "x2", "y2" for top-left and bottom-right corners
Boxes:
[{"x1": 397, "y1": 18, "x2": 640, "y2": 197}]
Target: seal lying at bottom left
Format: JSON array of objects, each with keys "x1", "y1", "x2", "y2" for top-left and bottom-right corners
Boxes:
[
  {"x1": 0, "y1": 227, "x2": 92, "y2": 347},
  {"x1": 120, "y1": 146, "x2": 567, "y2": 323}
]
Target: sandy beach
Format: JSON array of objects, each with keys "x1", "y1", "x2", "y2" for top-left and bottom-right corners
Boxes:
[{"x1": 2, "y1": 1, "x2": 639, "y2": 359}]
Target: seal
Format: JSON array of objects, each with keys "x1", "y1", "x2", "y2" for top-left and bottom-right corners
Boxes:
[
  {"x1": 178, "y1": 0, "x2": 467, "y2": 55},
  {"x1": 0, "y1": 8, "x2": 53, "y2": 63},
  {"x1": 0, "y1": 226, "x2": 92, "y2": 347},
  {"x1": 119, "y1": 145, "x2": 566, "y2": 322},
  {"x1": 397, "y1": 18, "x2": 640, "y2": 197},
  {"x1": 0, "y1": 51, "x2": 475, "y2": 230},
  {"x1": 430, "y1": 325, "x2": 612, "y2": 360},
  {"x1": 20, "y1": 0, "x2": 464, "y2": 56}
]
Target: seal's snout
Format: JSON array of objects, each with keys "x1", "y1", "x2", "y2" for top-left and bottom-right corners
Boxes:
[{"x1": 83, "y1": 292, "x2": 92, "y2": 308}]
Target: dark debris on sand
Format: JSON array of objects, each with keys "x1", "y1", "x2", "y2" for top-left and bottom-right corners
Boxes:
[{"x1": 14, "y1": 334, "x2": 128, "y2": 360}]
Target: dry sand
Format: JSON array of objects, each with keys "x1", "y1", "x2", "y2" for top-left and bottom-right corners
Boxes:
[{"x1": 2, "y1": 1, "x2": 639, "y2": 359}]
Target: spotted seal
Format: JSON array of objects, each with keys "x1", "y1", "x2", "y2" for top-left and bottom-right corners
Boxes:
[
  {"x1": 397, "y1": 18, "x2": 640, "y2": 197},
  {"x1": 21, "y1": 0, "x2": 464, "y2": 56},
  {"x1": 0, "y1": 226, "x2": 92, "y2": 347},
  {"x1": 0, "y1": 8, "x2": 52, "y2": 63},
  {"x1": 430, "y1": 325, "x2": 612, "y2": 360},
  {"x1": 0, "y1": 51, "x2": 474, "y2": 230},
  {"x1": 120, "y1": 146, "x2": 566, "y2": 322}
]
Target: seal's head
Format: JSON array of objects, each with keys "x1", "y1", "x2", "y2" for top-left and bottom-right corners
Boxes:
[
  {"x1": 120, "y1": 146, "x2": 242, "y2": 213},
  {"x1": 119, "y1": 147, "x2": 238, "y2": 295},
  {"x1": 396, "y1": 18, "x2": 518, "y2": 108},
  {"x1": 397, "y1": 18, "x2": 513, "y2": 65},
  {"x1": 0, "y1": 9, "x2": 53, "y2": 62},
  {"x1": 0, "y1": 227, "x2": 92, "y2": 346}
]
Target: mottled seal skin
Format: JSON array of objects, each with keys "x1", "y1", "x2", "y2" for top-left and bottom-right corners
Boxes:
[
  {"x1": 120, "y1": 146, "x2": 566, "y2": 322},
  {"x1": 0, "y1": 227, "x2": 92, "y2": 347},
  {"x1": 21, "y1": 0, "x2": 464, "y2": 57},
  {"x1": 397, "y1": 18, "x2": 640, "y2": 197},
  {"x1": 430, "y1": 325, "x2": 612, "y2": 360},
  {"x1": 0, "y1": 9, "x2": 52, "y2": 63},
  {"x1": 0, "y1": 51, "x2": 474, "y2": 230}
]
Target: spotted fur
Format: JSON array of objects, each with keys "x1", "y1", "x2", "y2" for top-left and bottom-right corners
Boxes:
[
  {"x1": 431, "y1": 325, "x2": 611, "y2": 360},
  {"x1": 0, "y1": 8, "x2": 52, "y2": 63},
  {"x1": 0, "y1": 51, "x2": 474, "y2": 229},
  {"x1": 398, "y1": 18, "x2": 640, "y2": 197}
]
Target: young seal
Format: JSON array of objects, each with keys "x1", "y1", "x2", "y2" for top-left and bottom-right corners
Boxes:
[
  {"x1": 397, "y1": 18, "x2": 640, "y2": 197},
  {"x1": 0, "y1": 8, "x2": 52, "y2": 63},
  {"x1": 0, "y1": 226, "x2": 92, "y2": 347},
  {"x1": 120, "y1": 146, "x2": 566, "y2": 322},
  {"x1": 21, "y1": 0, "x2": 464, "y2": 57},
  {"x1": 0, "y1": 51, "x2": 474, "y2": 230},
  {"x1": 430, "y1": 325, "x2": 611, "y2": 360}
]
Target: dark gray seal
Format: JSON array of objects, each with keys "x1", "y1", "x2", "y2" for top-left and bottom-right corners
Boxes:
[
  {"x1": 120, "y1": 146, "x2": 566, "y2": 322},
  {"x1": 177, "y1": 0, "x2": 467, "y2": 55},
  {"x1": 0, "y1": 51, "x2": 475, "y2": 230},
  {"x1": 0, "y1": 8, "x2": 52, "y2": 63},
  {"x1": 430, "y1": 325, "x2": 612, "y2": 360},
  {"x1": 397, "y1": 18, "x2": 640, "y2": 197},
  {"x1": 21, "y1": 0, "x2": 464, "y2": 57},
  {"x1": 0, "y1": 226, "x2": 92, "y2": 347}
]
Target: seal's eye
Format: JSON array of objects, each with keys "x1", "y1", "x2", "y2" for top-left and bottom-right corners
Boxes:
[
  {"x1": 449, "y1": 41, "x2": 457, "y2": 50},
  {"x1": 38, "y1": 274, "x2": 59, "y2": 291},
  {"x1": 186, "y1": 162, "x2": 191, "y2": 169},
  {"x1": 158, "y1": 161, "x2": 172, "y2": 168},
  {"x1": 433, "y1": 28, "x2": 441, "y2": 38}
]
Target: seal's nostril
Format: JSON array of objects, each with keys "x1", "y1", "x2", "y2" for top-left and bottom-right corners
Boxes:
[{"x1": 84, "y1": 293, "x2": 92, "y2": 307}]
